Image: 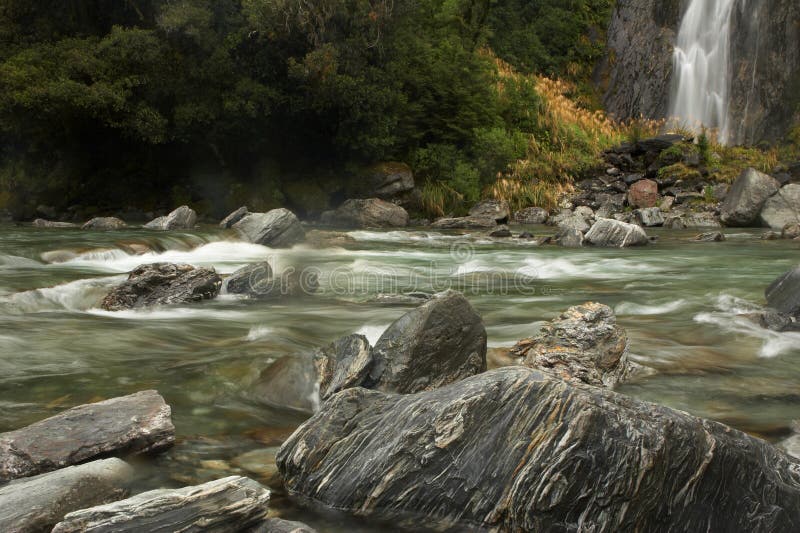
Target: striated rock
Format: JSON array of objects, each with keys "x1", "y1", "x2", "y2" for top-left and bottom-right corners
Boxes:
[
  {"x1": 720, "y1": 168, "x2": 780, "y2": 226},
  {"x1": 251, "y1": 518, "x2": 318, "y2": 533},
  {"x1": 556, "y1": 228, "x2": 584, "y2": 248},
  {"x1": 585, "y1": 218, "x2": 649, "y2": 247},
  {"x1": 0, "y1": 391, "x2": 174, "y2": 480},
  {"x1": 223, "y1": 262, "x2": 274, "y2": 298},
  {"x1": 278, "y1": 366, "x2": 800, "y2": 531},
  {"x1": 468, "y1": 200, "x2": 509, "y2": 223},
  {"x1": 82, "y1": 217, "x2": 127, "y2": 230},
  {"x1": 510, "y1": 302, "x2": 633, "y2": 388},
  {"x1": 31, "y1": 219, "x2": 78, "y2": 228},
  {"x1": 52, "y1": 476, "x2": 270, "y2": 533},
  {"x1": 0, "y1": 459, "x2": 134, "y2": 532},
  {"x1": 759, "y1": 183, "x2": 800, "y2": 229},
  {"x1": 234, "y1": 209, "x2": 305, "y2": 247},
  {"x1": 368, "y1": 290, "x2": 487, "y2": 394},
  {"x1": 143, "y1": 205, "x2": 197, "y2": 230},
  {"x1": 634, "y1": 207, "x2": 665, "y2": 227},
  {"x1": 314, "y1": 334, "x2": 373, "y2": 401},
  {"x1": 627, "y1": 179, "x2": 659, "y2": 208},
  {"x1": 513, "y1": 207, "x2": 549, "y2": 225},
  {"x1": 694, "y1": 231, "x2": 726, "y2": 242},
  {"x1": 100, "y1": 263, "x2": 221, "y2": 311},
  {"x1": 430, "y1": 216, "x2": 496, "y2": 229},
  {"x1": 765, "y1": 265, "x2": 800, "y2": 317},
  {"x1": 219, "y1": 206, "x2": 249, "y2": 228},
  {"x1": 321, "y1": 199, "x2": 409, "y2": 229}
]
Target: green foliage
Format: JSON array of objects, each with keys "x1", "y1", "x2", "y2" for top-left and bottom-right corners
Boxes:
[{"x1": 697, "y1": 128, "x2": 711, "y2": 166}]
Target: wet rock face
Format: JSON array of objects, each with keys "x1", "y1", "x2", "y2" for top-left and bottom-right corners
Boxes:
[
  {"x1": 100, "y1": 263, "x2": 222, "y2": 311},
  {"x1": 720, "y1": 168, "x2": 780, "y2": 226},
  {"x1": 0, "y1": 391, "x2": 174, "y2": 480},
  {"x1": 82, "y1": 217, "x2": 127, "y2": 230},
  {"x1": 314, "y1": 334, "x2": 373, "y2": 401},
  {"x1": 219, "y1": 206, "x2": 248, "y2": 228},
  {"x1": 765, "y1": 265, "x2": 800, "y2": 317},
  {"x1": 52, "y1": 476, "x2": 271, "y2": 533},
  {"x1": 233, "y1": 208, "x2": 306, "y2": 247},
  {"x1": 511, "y1": 302, "x2": 632, "y2": 388},
  {"x1": 321, "y1": 198, "x2": 409, "y2": 228},
  {"x1": 278, "y1": 367, "x2": 800, "y2": 532},
  {"x1": 760, "y1": 183, "x2": 800, "y2": 229},
  {"x1": 143, "y1": 205, "x2": 197, "y2": 230},
  {"x1": 585, "y1": 218, "x2": 649, "y2": 247}
]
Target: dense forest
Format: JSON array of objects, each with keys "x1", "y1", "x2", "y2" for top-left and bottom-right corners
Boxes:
[{"x1": 0, "y1": 0, "x2": 613, "y2": 219}]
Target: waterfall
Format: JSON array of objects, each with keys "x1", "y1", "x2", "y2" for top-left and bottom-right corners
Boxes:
[{"x1": 668, "y1": 0, "x2": 737, "y2": 144}]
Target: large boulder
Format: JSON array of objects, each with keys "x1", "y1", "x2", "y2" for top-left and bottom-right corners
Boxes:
[
  {"x1": 233, "y1": 208, "x2": 305, "y2": 247},
  {"x1": 664, "y1": 210, "x2": 722, "y2": 229},
  {"x1": 627, "y1": 179, "x2": 659, "y2": 208},
  {"x1": 52, "y1": 476, "x2": 270, "y2": 533},
  {"x1": 277, "y1": 367, "x2": 800, "y2": 531},
  {"x1": 321, "y1": 199, "x2": 409, "y2": 228},
  {"x1": 765, "y1": 265, "x2": 800, "y2": 317},
  {"x1": 0, "y1": 459, "x2": 134, "y2": 532},
  {"x1": 362, "y1": 162, "x2": 414, "y2": 198},
  {"x1": 250, "y1": 356, "x2": 319, "y2": 414},
  {"x1": 430, "y1": 216, "x2": 496, "y2": 229},
  {"x1": 634, "y1": 207, "x2": 665, "y2": 227},
  {"x1": 469, "y1": 200, "x2": 510, "y2": 223},
  {"x1": 720, "y1": 168, "x2": 780, "y2": 226},
  {"x1": 82, "y1": 217, "x2": 127, "y2": 230},
  {"x1": 0, "y1": 391, "x2": 174, "y2": 480},
  {"x1": 368, "y1": 290, "x2": 487, "y2": 393},
  {"x1": 759, "y1": 183, "x2": 800, "y2": 229},
  {"x1": 143, "y1": 205, "x2": 197, "y2": 230},
  {"x1": 314, "y1": 334, "x2": 373, "y2": 401},
  {"x1": 219, "y1": 206, "x2": 249, "y2": 229},
  {"x1": 556, "y1": 228, "x2": 584, "y2": 248},
  {"x1": 222, "y1": 262, "x2": 273, "y2": 297},
  {"x1": 513, "y1": 207, "x2": 549, "y2": 225},
  {"x1": 510, "y1": 302, "x2": 633, "y2": 388},
  {"x1": 584, "y1": 218, "x2": 649, "y2": 247},
  {"x1": 100, "y1": 263, "x2": 222, "y2": 311}
]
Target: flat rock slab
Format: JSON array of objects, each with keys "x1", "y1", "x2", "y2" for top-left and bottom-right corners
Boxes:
[
  {"x1": 0, "y1": 458, "x2": 134, "y2": 532},
  {"x1": 52, "y1": 476, "x2": 270, "y2": 533},
  {"x1": 100, "y1": 263, "x2": 222, "y2": 311},
  {"x1": 278, "y1": 367, "x2": 800, "y2": 531},
  {"x1": 0, "y1": 390, "x2": 174, "y2": 480}
]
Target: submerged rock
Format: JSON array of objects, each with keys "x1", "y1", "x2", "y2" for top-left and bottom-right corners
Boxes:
[
  {"x1": 304, "y1": 229, "x2": 357, "y2": 248},
  {"x1": 694, "y1": 231, "x2": 726, "y2": 242},
  {"x1": 143, "y1": 205, "x2": 197, "y2": 230},
  {"x1": 251, "y1": 518, "x2": 318, "y2": 533},
  {"x1": 82, "y1": 217, "x2": 127, "y2": 230},
  {"x1": 31, "y1": 218, "x2": 78, "y2": 229},
  {"x1": 469, "y1": 200, "x2": 510, "y2": 223},
  {"x1": 720, "y1": 168, "x2": 780, "y2": 226},
  {"x1": 765, "y1": 265, "x2": 800, "y2": 317},
  {"x1": 510, "y1": 302, "x2": 633, "y2": 388},
  {"x1": 233, "y1": 208, "x2": 305, "y2": 247},
  {"x1": 277, "y1": 367, "x2": 800, "y2": 531},
  {"x1": 760, "y1": 183, "x2": 800, "y2": 229},
  {"x1": 0, "y1": 390, "x2": 174, "y2": 480},
  {"x1": 584, "y1": 218, "x2": 649, "y2": 247},
  {"x1": 430, "y1": 216, "x2": 496, "y2": 229},
  {"x1": 219, "y1": 206, "x2": 249, "y2": 228},
  {"x1": 100, "y1": 263, "x2": 222, "y2": 311},
  {"x1": 250, "y1": 356, "x2": 318, "y2": 414},
  {"x1": 52, "y1": 476, "x2": 270, "y2": 533},
  {"x1": 488, "y1": 225, "x2": 512, "y2": 237},
  {"x1": 0, "y1": 459, "x2": 134, "y2": 532}
]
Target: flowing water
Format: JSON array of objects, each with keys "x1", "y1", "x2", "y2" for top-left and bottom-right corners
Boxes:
[
  {"x1": 1, "y1": 223, "x2": 799, "y2": 530},
  {"x1": 669, "y1": 0, "x2": 737, "y2": 143}
]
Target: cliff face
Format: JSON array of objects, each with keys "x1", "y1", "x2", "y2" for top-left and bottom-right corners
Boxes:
[{"x1": 602, "y1": 0, "x2": 800, "y2": 144}]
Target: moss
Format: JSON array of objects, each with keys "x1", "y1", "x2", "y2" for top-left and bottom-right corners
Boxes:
[{"x1": 657, "y1": 163, "x2": 702, "y2": 182}]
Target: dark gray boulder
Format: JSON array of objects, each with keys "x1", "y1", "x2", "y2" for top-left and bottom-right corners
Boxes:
[
  {"x1": 510, "y1": 302, "x2": 633, "y2": 388},
  {"x1": 779, "y1": 423, "x2": 800, "y2": 460},
  {"x1": 363, "y1": 162, "x2": 414, "y2": 198},
  {"x1": 0, "y1": 459, "x2": 134, "y2": 532},
  {"x1": 223, "y1": 262, "x2": 274, "y2": 297},
  {"x1": 314, "y1": 334, "x2": 373, "y2": 401},
  {"x1": 585, "y1": 218, "x2": 649, "y2": 247},
  {"x1": 82, "y1": 217, "x2": 127, "y2": 230},
  {"x1": 760, "y1": 183, "x2": 800, "y2": 229},
  {"x1": 720, "y1": 168, "x2": 780, "y2": 226},
  {"x1": 219, "y1": 206, "x2": 249, "y2": 229},
  {"x1": 234, "y1": 209, "x2": 305, "y2": 247},
  {"x1": 513, "y1": 207, "x2": 549, "y2": 225},
  {"x1": 31, "y1": 219, "x2": 78, "y2": 228},
  {"x1": 321, "y1": 199, "x2": 409, "y2": 228},
  {"x1": 250, "y1": 356, "x2": 319, "y2": 414},
  {"x1": 633, "y1": 207, "x2": 665, "y2": 227},
  {"x1": 52, "y1": 476, "x2": 270, "y2": 533},
  {"x1": 277, "y1": 366, "x2": 800, "y2": 531},
  {"x1": 368, "y1": 290, "x2": 486, "y2": 393},
  {"x1": 469, "y1": 200, "x2": 510, "y2": 223},
  {"x1": 430, "y1": 216, "x2": 496, "y2": 229},
  {"x1": 765, "y1": 265, "x2": 800, "y2": 317},
  {"x1": 100, "y1": 263, "x2": 222, "y2": 311},
  {"x1": 0, "y1": 391, "x2": 174, "y2": 481},
  {"x1": 143, "y1": 205, "x2": 197, "y2": 230}
]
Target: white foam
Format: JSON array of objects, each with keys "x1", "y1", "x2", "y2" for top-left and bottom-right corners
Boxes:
[
  {"x1": 2, "y1": 276, "x2": 122, "y2": 313},
  {"x1": 246, "y1": 325, "x2": 273, "y2": 341},
  {"x1": 87, "y1": 307, "x2": 249, "y2": 320},
  {"x1": 615, "y1": 299, "x2": 688, "y2": 316},
  {"x1": 354, "y1": 324, "x2": 391, "y2": 345}
]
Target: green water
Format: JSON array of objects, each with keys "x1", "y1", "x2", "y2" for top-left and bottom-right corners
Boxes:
[{"x1": 1, "y1": 223, "x2": 798, "y2": 530}]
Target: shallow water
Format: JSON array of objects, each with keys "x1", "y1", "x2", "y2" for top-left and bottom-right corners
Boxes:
[{"x1": 1, "y1": 223, "x2": 799, "y2": 530}]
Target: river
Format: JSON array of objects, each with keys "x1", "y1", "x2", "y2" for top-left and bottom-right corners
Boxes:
[{"x1": 1, "y1": 222, "x2": 798, "y2": 530}]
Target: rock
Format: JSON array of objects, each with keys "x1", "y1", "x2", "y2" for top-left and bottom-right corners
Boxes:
[
  {"x1": 100, "y1": 263, "x2": 222, "y2": 311},
  {"x1": 304, "y1": 230, "x2": 357, "y2": 248},
  {"x1": 314, "y1": 334, "x2": 373, "y2": 401},
  {"x1": 510, "y1": 302, "x2": 633, "y2": 388},
  {"x1": 765, "y1": 265, "x2": 800, "y2": 316},
  {"x1": 143, "y1": 205, "x2": 197, "y2": 230},
  {"x1": 782, "y1": 223, "x2": 800, "y2": 239},
  {"x1": 556, "y1": 228, "x2": 584, "y2": 248},
  {"x1": 368, "y1": 290, "x2": 486, "y2": 394},
  {"x1": 694, "y1": 232, "x2": 726, "y2": 242},
  {"x1": 52, "y1": 476, "x2": 270, "y2": 533},
  {"x1": 277, "y1": 366, "x2": 800, "y2": 531},
  {"x1": 513, "y1": 207, "x2": 549, "y2": 225},
  {"x1": 0, "y1": 459, "x2": 134, "y2": 532},
  {"x1": 233, "y1": 209, "x2": 305, "y2": 247},
  {"x1": 659, "y1": 195, "x2": 675, "y2": 212},
  {"x1": 762, "y1": 231, "x2": 783, "y2": 240},
  {"x1": 627, "y1": 179, "x2": 659, "y2": 208},
  {"x1": 778, "y1": 423, "x2": 800, "y2": 460},
  {"x1": 636, "y1": 134, "x2": 685, "y2": 154},
  {"x1": 633, "y1": 207, "x2": 665, "y2": 226},
  {"x1": 712, "y1": 183, "x2": 730, "y2": 201},
  {"x1": 41, "y1": 250, "x2": 79, "y2": 263},
  {"x1": 363, "y1": 162, "x2": 414, "y2": 198},
  {"x1": 219, "y1": 206, "x2": 248, "y2": 228},
  {"x1": 664, "y1": 211, "x2": 722, "y2": 229},
  {"x1": 488, "y1": 225, "x2": 512, "y2": 237},
  {"x1": 720, "y1": 168, "x2": 780, "y2": 226},
  {"x1": 584, "y1": 218, "x2": 649, "y2": 247},
  {"x1": 469, "y1": 200, "x2": 510, "y2": 223},
  {"x1": 518, "y1": 231, "x2": 534, "y2": 239},
  {"x1": 31, "y1": 219, "x2": 78, "y2": 228},
  {"x1": 250, "y1": 518, "x2": 318, "y2": 533},
  {"x1": 322, "y1": 199, "x2": 409, "y2": 229},
  {"x1": 554, "y1": 213, "x2": 591, "y2": 233},
  {"x1": 754, "y1": 309, "x2": 796, "y2": 332},
  {"x1": 430, "y1": 216, "x2": 496, "y2": 229},
  {"x1": 82, "y1": 217, "x2": 127, "y2": 230},
  {"x1": 250, "y1": 356, "x2": 318, "y2": 414},
  {"x1": 0, "y1": 391, "x2": 174, "y2": 480},
  {"x1": 223, "y1": 262, "x2": 274, "y2": 298},
  {"x1": 759, "y1": 183, "x2": 800, "y2": 229}
]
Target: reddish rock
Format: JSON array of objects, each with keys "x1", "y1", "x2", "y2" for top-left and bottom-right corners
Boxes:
[{"x1": 627, "y1": 179, "x2": 659, "y2": 208}]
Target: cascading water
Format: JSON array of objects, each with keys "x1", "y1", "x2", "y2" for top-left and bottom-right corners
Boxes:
[{"x1": 669, "y1": 0, "x2": 737, "y2": 144}]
